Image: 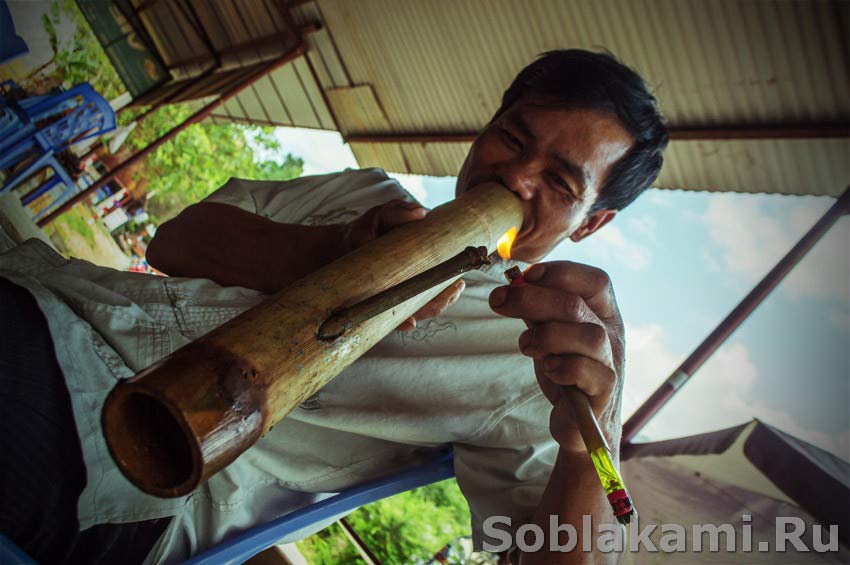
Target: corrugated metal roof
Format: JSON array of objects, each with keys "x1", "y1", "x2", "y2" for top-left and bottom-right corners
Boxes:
[
  {"x1": 308, "y1": 0, "x2": 849, "y2": 196},
  {"x1": 313, "y1": 0, "x2": 849, "y2": 127},
  {"x1": 135, "y1": 0, "x2": 296, "y2": 75},
  {"x1": 140, "y1": 0, "x2": 849, "y2": 197},
  {"x1": 210, "y1": 58, "x2": 336, "y2": 130}
]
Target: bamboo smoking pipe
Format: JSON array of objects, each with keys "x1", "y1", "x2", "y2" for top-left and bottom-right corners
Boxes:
[{"x1": 102, "y1": 182, "x2": 523, "y2": 497}]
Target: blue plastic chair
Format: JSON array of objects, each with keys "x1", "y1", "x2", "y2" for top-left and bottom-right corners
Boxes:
[
  {"x1": 1, "y1": 83, "x2": 116, "y2": 218},
  {"x1": 18, "y1": 155, "x2": 76, "y2": 206},
  {"x1": 186, "y1": 449, "x2": 456, "y2": 564},
  {"x1": 0, "y1": 89, "x2": 36, "y2": 165},
  {"x1": 0, "y1": 449, "x2": 456, "y2": 564},
  {"x1": 0, "y1": 534, "x2": 35, "y2": 565},
  {"x1": 0, "y1": 83, "x2": 116, "y2": 174}
]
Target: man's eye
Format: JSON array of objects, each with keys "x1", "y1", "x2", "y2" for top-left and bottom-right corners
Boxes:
[
  {"x1": 499, "y1": 128, "x2": 522, "y2": 149},
  {"x1": 549, "y1": 174, "x2": 574, "y2": 196}
]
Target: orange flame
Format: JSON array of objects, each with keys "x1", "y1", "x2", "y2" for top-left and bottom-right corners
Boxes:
[{"x1": 496, "y1": 227, "x2": 518, "y2": 260}]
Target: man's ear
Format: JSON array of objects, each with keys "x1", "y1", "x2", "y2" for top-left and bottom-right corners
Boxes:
[{"x1": 569, "y1": 209, "x2": 617, "y2": 242}]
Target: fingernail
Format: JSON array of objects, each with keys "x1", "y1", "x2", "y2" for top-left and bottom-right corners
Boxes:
[
  {"x1": 489, "y1": 286, "x2": 508, "y2": 307},
  {"x1": 543, "y1": 357, "x2": 559, "y2": 373},
  {"x1": 524, "y1": 263, "x2": 545, "y2": 282},
  {"x1": 518, "y1": 330, "x2": 533, "y2": 350}
]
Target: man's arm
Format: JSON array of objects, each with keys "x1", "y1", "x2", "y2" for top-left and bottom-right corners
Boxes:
[
  {"x1": 520, "y1": 448, "x2": 621, "y2": 564},
  {"x1": 147, "y1": 202, "x2": 348, "y2": 292},
  {"x1": 489, "y1": 261, "x2": 626, "y2": 564},
  {"x1": 147, "y1": 199, "x2": 427, "y2": 292},
  {"x1": 147, "y1": 199, "x2": 465, "y2": 327}
]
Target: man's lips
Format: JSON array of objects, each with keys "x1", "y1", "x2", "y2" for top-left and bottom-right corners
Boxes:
[
  {"x1": 469, "y1": 177, "x2": 533, "y2": 252},
  {"x1": 515, "y1": 201, "x2": 534, "y2": 251}
]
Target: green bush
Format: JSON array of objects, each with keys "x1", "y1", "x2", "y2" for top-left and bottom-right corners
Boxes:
[{"x1": 297, "y1": 479, "x2": 472, "y2": 564}]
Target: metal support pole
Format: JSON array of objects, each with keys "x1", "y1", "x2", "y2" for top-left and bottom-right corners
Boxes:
[
  {"x1": 37, "y1": 44, "x2": 304, "y2": 227},
  {"x1": 621, "y1": 185, "x2": 850, "y2": 445},
  {"x1": 338, "y1": 518, "x2": 380, "y2": 565}
]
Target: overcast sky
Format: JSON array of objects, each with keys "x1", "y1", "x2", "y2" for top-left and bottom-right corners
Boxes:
[{"x1": 273, "y1": 127, "x2": 850, "y2": 462}]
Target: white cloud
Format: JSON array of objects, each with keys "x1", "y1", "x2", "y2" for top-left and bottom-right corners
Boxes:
[
  {"x1": 625, "y1": 215, "x2": 657, "y2": 243},
  {"x1": 593, "y1": 225, "x2": 652, "y2": 270},
  {"x1": 273, "y1": 127, "x2": 358, "y2": 176},
  {"x1": 389, "y1": 173, "x2": 429, "y2": 204},
  {"x1": 700, "y1": 248, "x2": 724, "y2": 273},
  {"x1": 645, "y1": 189, "x2": 674, "y2": 208},
  {"x1": 268, "y1": 130, "x2": 434, "y2": 206},
  {"x1": 704, "y1": 194, "x2": 849, "y2": 302},
  {"x1": 704, "y1": 196, "x2": 789, "y2": 282},
  {"x1": 829, "y1": 307, "x2": 850, "y2": 332},
  {"x1": 623, "y1": 323, "x2": 847, "y2": 459}
]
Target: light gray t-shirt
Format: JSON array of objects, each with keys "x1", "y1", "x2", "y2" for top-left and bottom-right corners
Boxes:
[{"x1": 0, "y1": 168, "x2": 557, "y2": 562}]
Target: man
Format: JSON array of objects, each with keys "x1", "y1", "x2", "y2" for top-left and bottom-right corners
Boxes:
[{"x1": 0, "y1": 50, "x2": 666, "y2": 563}]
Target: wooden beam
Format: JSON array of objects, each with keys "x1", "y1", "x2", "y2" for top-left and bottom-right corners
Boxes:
[
  {"x1": 670, "y1": 124, "x2": 850, "y2": 140},
  {"x1": 342, "y1": 123, "x2": 850, "y2": 144}
]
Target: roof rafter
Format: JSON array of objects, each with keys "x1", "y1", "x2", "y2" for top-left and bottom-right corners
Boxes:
[{"x1": 342, "y1": 123, "x2": 850, "y2": 145}]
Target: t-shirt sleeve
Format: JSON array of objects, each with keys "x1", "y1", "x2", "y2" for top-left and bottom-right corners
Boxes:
[
  {"x1": 201, "y1": 169, "x2": 419, "y2": 225},
  {"x1": 453, "y1": 392, "x2": 559, "y2": 553},
  {"x1": 201, "y1": 177, "x2": 260, "y2": 214}
]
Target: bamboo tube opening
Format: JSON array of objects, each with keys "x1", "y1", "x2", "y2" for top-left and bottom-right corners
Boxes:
[{"x1": 102, "y1": 388, "x2": 200, "y2": 496}]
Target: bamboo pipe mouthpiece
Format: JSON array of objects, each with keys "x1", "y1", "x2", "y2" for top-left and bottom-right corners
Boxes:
[{"x1": 102, "y1": 182, "x2": 523, "y2": 497}]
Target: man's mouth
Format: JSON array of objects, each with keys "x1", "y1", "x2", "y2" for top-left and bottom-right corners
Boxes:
[{"x1": 515, "y1": 203, "x2": 533, "y2": 249}]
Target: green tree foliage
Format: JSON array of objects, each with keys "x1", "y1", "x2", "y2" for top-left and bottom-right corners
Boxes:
[
  {"x1": 129, "y1": 107, "x2": 304, "y2": 222},
  {"x1": 297, "y1": 479, "x2": 472, "y2": 564},
  {"x1": 29, "y1": 0, "x2": 125, "y2": 98},
  {"x1": 35, "y1": 0, "x2": 303, "y2": 223}
]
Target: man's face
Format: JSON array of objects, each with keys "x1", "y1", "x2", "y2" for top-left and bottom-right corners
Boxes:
[{"x1": 456, "y1": 99, "x2": 634, "y2": 262}]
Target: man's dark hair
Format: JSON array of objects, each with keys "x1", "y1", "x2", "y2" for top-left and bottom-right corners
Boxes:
[{"x1": 496, "y1": 49, "x2": 668, "y2": 211}]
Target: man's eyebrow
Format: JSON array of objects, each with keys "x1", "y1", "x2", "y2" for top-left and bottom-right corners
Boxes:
[{"x1": 507, "y1": 113, "x2": 536, "y2": 140}]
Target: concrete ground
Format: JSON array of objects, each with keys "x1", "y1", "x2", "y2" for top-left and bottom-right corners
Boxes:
[{"x1": 41, "y1": 202, "x2": 131, "y2": 269}]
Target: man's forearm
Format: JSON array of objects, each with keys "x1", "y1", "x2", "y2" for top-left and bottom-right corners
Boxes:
[
  {"x1": 146, "y1": 202, "x2": 348, "y2": 292},
  {"x1": 520, "y1": 449, "x2": 623, "y2": 565}
]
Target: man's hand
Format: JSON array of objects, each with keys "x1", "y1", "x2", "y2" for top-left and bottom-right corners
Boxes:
[
  {"x1": 343, "y1": 199, "x2": 427, "y2": 251},
  {"x1": 344, "y1": 199, "x2": 467, "y2": 331},
  {"x1": 488, "y1": 261, "x2": 624, "y2": 453}
]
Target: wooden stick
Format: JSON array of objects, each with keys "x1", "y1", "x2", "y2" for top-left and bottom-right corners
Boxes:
[
  {"x1": 317, "y1": 246, "x2": 491, "y2": 340},
  {"x1": 102, "y1": 183, "x2": 523, "y2": 497}
]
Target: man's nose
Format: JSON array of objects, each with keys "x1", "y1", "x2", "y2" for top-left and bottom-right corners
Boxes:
[{"x1": 497, "y1": 163, "x2": 539, "y2": 202}]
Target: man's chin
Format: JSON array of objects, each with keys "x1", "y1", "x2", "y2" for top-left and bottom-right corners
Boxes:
[
  {"x1": 505, "y1": 246, "x2": 538, "y2": 265},
  {"x1": 511, "y1": 242, "x2": 557, "y2": 264}
]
